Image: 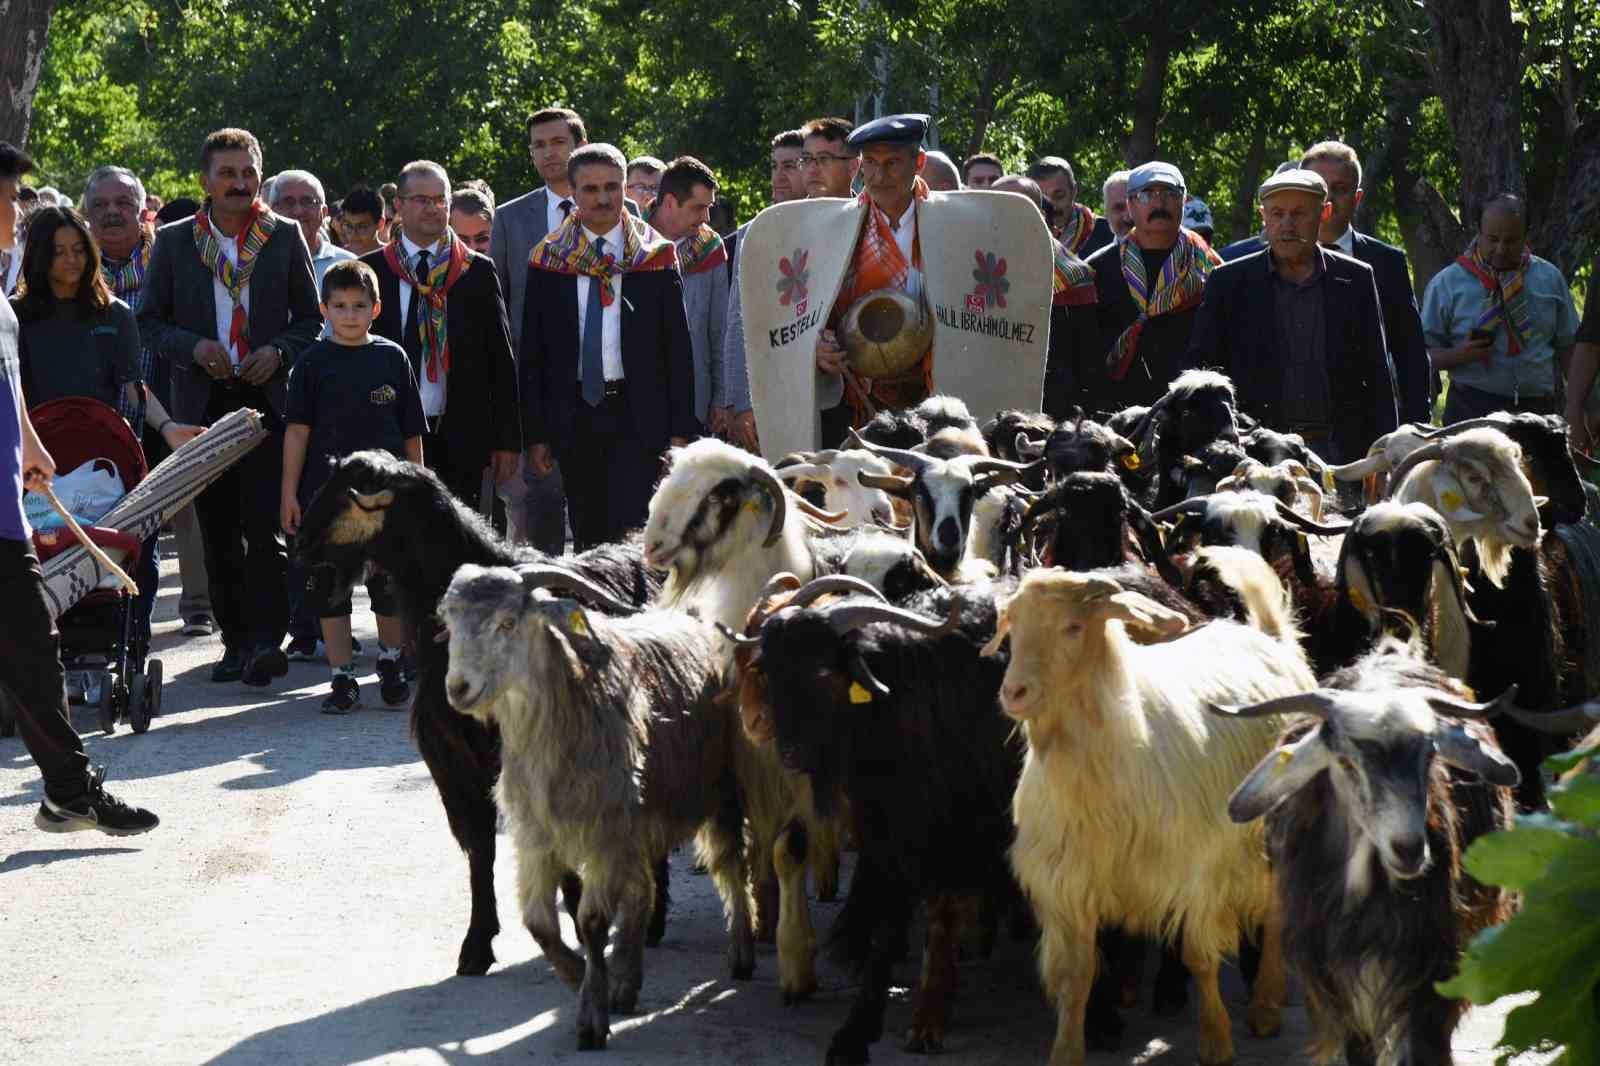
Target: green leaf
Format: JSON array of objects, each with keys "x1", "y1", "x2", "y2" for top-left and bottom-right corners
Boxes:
[
  {"x1": 1550, "y1": 772, "x2": 1600, "y2": 826},
  {"x1": 1460, "y1": 816, "x2": 1593, "y2": 891}
]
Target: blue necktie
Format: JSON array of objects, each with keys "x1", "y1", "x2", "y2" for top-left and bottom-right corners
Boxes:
[{"x1": 581, "y1": 237, "x2": 606, "y2": 407}]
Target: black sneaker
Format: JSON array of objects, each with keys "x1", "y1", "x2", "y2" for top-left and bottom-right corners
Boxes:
[
  {"x1": 211, "y1": 646, "x2": 246, "y2": 683},
  {"x1": 285, "y1": 635, "x2": 322, "y2": 662},
  {"x1": 35, "y1": 767, "x2": 159, "y2": 836},
  {"x1": 376, "y1": 656, "x2": 410, "y2": 708},
  {"x1": 321, "y1": 673, "x2": 360, "y2": 714},
  {"x1": 182, "y1": 614, "x2": 214, "y2": 637},
  {"x1": 242, "y1": 644, "x2": 289, "y2": 687}
]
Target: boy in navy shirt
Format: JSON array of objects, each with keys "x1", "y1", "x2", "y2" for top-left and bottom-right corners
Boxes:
[{"x1": 281, "y1": 260, "x2": 423, "y2": 713}]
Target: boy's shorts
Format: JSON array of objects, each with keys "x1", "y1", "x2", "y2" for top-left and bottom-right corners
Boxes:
[{"x1": 301, "y1": 564, "x2": 396, "y2": 620}]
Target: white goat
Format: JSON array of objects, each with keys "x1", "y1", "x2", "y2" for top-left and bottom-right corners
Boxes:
[
  {"x1": 777, "y1": 448, "x2": 904, "y2": 529},
  {"x1": 986, "y1": 569, "x2": 1317, "y2": 1066},
  {"x1": 1216, "y1": 457, "x2": 1326, "y2": 520},
  {"x1": 1386, "y1": 426, "x2": 1546, "y2": 587}
]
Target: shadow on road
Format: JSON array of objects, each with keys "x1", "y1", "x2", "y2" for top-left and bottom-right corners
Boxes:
[{"x1": 2, "y1": 846, "x2": 143, "y2": 871}]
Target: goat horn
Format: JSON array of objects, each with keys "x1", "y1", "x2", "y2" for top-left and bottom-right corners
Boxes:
[
  {"x1": 778, "y1": 463, "x2": 834, "y2": 484},
  {"x1": 1420, "y1": 417, "x2": 1508, "y2": 440},
  {"x1": 962, "y1": 455, "x2": 1043, "y2": 477},
  {"x1": 1425, "y1": 684, "x2": 1520, "y2": 721},
  {"x1": 516, "y1": 565, "x2": 640, "y2": 616},
  {"x1": 1498, "y1": 700, "x2": 1600, "y2": 735},
  {"x1": 714, "y1": 621, "x2": 761, "y2": 647},
  {"x1": 1329, "y1": 454, "x2": 1387, "y2": 480},
  {"x1": 1206, "y1": 691, "x2": 1339, "y2": 719},
  {"x1": 1149, "y1": 497, "x2": 1214, "y2": 522},
  {"x1": 347, "y1": 487, "x2": 395, "y2": 511},
  {"x1": 858, "y1": 470, "x2": 915, "y2": 493},
  {"x1": 1273, "y1": 499, "x2": 1348, "y2": 536},
  {"x1": 748, "y1": 465, "x2": 788, "y2": 547},
  {"x1": 759, "y1": 572, "x2": 804, "y2": 600},
  {"x1": 845, "y1": 430, "x2": 940, "y2": 474},
  {"x1": 822, "y1": 595, "x2": 962, "y2": 637},
  {"x1": 1013, "y1": 431, "x2": 1046, "y2": 460},
  {"x1": 788, "y1": 575, "x2": 889, "y2": 611},
  {"x1": 793, "y1": 496, "x2": 850, "y2": 524},
  {"x1": 1386, "y1": 442, "x2": 1448, "y2": 496}
]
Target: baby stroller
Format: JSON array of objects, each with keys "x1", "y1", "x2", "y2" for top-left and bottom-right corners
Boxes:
[{"x1": 27, "y1": 397, "x2": 162, "y2": 735}]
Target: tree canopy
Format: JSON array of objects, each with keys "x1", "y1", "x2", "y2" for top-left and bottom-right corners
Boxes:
[{"x1": 11, "y1": 0, "x2": 1600, "y2": 290}]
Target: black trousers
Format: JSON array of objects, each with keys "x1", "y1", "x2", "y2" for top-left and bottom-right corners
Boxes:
[
  {"x1": 1443, "y1": 380, "x2": 1558, "y2": 424},
  {"x1": 555, "y1": 387, "x2": 663, "y2": 551},
  {"x1": 423, "y1": 430, "x2": 490, "y2": 515},
  {"x1": 196, "y1": 386, "x2": 288, "y2": 652},
  {"x1": 0, "y1": 538, "x2": 91, "y2": 803}
]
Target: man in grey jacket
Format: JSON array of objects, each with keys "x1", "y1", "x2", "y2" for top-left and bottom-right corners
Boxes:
[
  {"x1": 490, "y1": 106, "x2": 587, "y2": 552},
  {"x1": 646, "y1": 156, "x2": 728, "y2": 435}
]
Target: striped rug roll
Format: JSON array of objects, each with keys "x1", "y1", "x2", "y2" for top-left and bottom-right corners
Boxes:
[{"x1": 42, "y1": 408, "x2": 269, "y2": 619}]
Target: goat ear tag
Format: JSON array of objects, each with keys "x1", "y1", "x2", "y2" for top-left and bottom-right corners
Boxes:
[
  {"x1": 567, "y1": 610, "x2": 589, "y2": 636},
  {"x1": 1348, "y1": 584, "x2": 1371, "y2": 613},
  {"x1": 1440, "y1": 488, "x2": 1465, "y2": 513},
  {"x1": 1121, "y1": 452, "x2": 1141, "y2": 471},
  {"x1": 848, "y1": 682, "x2": 874, "y2": 704},
  {"x1": 744, "y1": 500, "x2": 762, "y2": 515},
  {"x1": 1322, "y1": 467, "x2": 1336, "y2": 492}
]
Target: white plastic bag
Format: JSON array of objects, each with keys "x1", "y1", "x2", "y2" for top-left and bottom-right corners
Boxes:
[{"x1": 23, "y1": 457, "x2": 125, "y2": 530}]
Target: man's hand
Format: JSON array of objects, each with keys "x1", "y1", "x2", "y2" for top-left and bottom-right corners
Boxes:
[
  {"x1": 490, "y1": 450, "x2": 520, "y2": 484},
  {"x1": 707, "y1": 406, "x2": 732, "y2": 438},
  {"x1": 280, "y1": 493, "x2": 302, "y2": 537},
  {"x1": 194, "y1": 338, "x2": 234, "y2": 380},
  {"x1": 238, "y1": 345, "x2": 282, "y2": 386},
  {"x1": 1455, "y1": 335, "x2": 1492, "y2": 365},
  {"x1": 527, "y1": 443, "x2": 555, "y2": 477},
  {"x1": 732, "y1": 409, "x2": 759, "y2": 453},
  {"x1": 161, "y1": 422, "x2": 207, "y2": 449},
  {"x1": 21, "y1": 434, "x2": 55, "y2": 492},
  {"x1": 815, "y1": 328, "x2": 847, "y2": 376}
]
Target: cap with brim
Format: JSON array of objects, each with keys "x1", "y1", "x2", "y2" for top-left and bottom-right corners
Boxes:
[
  {"x1": 1127, "y1": 161, "x2": 1185, "y2": 196},
  {"x1": 1258, "y1": 169, "x2": 1328, "y2": 203},
  {"x1": 846, "y1": 114, "x2": 929, "y2": 150},
  {"x1": 1182, "y1": 198, "x2": 1214, "y2": 229}
]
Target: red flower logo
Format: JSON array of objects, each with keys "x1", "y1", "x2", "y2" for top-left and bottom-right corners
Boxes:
[
  {"x1": 777, "y1": 248, "x2": 810, "y2": 306},
  {"x1": 971, "y1": 250, "x2": 1009, "y2": 309}
]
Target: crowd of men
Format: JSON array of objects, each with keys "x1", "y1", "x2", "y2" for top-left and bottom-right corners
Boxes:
[{"x1": 3, "y1": 103, "x2": 1598, "y2": 713}]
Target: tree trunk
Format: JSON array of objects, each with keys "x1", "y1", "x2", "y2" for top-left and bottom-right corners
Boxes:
[
  {"x1": 1388, "y1": 90, "x2": 1462, "y2": 299},
  {"x1": 1124, "y1": 30, "x2": 1175, "y2": 166},
  {"x1": 1421, "y1": 0, "x2": 1527, "y2": 225},
  {"x1": 1529, "y1": 119, "x2": 1600, "y2": 276},
  {"x1": 0, "y1": 0, "x2": 58, "y2": 146},
  {"x1": 1228, "y1": 120, "x2": 1269, "y2": 247},
  {"x1": 965, "y1": 54, "x2": 1012, "y2": 161}
]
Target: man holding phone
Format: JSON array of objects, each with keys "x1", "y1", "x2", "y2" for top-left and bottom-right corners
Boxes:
[{"x1": 1422, "y1": 192, "x2": 1580, "y2": 424}]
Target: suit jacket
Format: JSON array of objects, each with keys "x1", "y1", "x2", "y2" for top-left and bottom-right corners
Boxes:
[
  {"x1": 1185, "y1": 248, "x2": 1398, "y2": 460},
  {"x1": 1075, "y1": 239, "x2": 1206, "y2": 414},
  {"x1": 519, "y1": 263, "x2": 696, "y2": 454},
  {"x1": 1219, "y1": 235, "x2": 1267, "y2": 262},
  {"x1": 362, "y1": 246, "x2": 521, "y2": 465},
  {"x1": 137, "y1": 211, "x2": 323, "y2": 423},
  {"x1": 1349, "y1": 230, "x2": 1431, "y2": 424}
]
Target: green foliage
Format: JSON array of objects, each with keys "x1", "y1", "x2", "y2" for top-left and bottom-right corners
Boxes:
[{"x1": 1437, "y1": 742, "x2": 1600, "y2": 1065}]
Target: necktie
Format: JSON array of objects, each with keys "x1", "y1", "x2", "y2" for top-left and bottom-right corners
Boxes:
[
  {"x1": 404, "y1": 249, "x2": 429, "y2": 370},
  {"x1": 560, "y1": 200, "x2": 574, "y2": 221},
  {"x1": 1321, "y1": 242, "x2": 1340, "y2": 252},
  {"x1": 580, "y1": 238, "x2": 606, "y2": 407}
]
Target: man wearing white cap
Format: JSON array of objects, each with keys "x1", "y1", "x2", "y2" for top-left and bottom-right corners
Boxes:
[
  {"x1": 1073, "y1": 160, "x2": 1223, "y2": 414},
  {"x1": 1185, "y1": 169, "x2": 1397, "y2": 462}
]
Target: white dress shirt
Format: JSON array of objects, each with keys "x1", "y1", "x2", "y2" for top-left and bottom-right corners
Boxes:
[
  {"x1": 576, "y1": 222, "x2": 625, "y2": 382},
  {"x1": 208, "y1": 213, "x2": 248, "y2": 365},
  {"x1": 891, "y1": 200, "x2": 924, "y2": 301},
  {"x1": 1326, "y1": 225, "x2": 1355, "y2": 256},
  {"x1": 398, "y1": 233, "x2": 450, "y2": 417},
  {"x1": 546, "y1": 191, "x2": 576, "y2": 238}
]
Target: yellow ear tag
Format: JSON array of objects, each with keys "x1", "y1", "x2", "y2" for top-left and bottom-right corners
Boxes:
[
  {"x1": 1322, "y1": 467, "x2": 1336, "y2": 492},
  {"x1": 568, "y1": 611, "x2": 589, "y2": 636},
  {"x1": 1274, "y1": 748, "x2": 1294, "y2": 772},
  {"x1": 1348, "y1": 584, "x2": 1371, "y2": 613},
  {"x1": 848, "y1": 682, "x2": 874, "y2": 704},
  {"x1": 744, "y1": 500, "x2": 762, "y2": 514},
  {"x1": 1121, "y1": 452, "x2": 1142, "y2": 471},
  {"x1": 1440, "y1": 489, "x2": 1465, "y2": 512}
]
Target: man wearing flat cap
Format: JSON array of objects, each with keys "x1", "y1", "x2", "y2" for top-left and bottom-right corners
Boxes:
[
  {"x1": 1185, "y1": 169, "x2": 1398, "y2": 462},
  {"x1": 1071, "y1": 161, "x2": 1223, "y2": 415}
]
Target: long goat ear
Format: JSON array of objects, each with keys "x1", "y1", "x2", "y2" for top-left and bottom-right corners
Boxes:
[
  {"x1": 1434, "y1": 723, "x2": 1521, "y2": 787},
  {"x1": 1099, "y1": 591, "x2": 1189, "y2": 641},
  {"x1": 538, "y1": 602, "x2": 608, "y2": 677},
  {"x1": 1432, "y1": 469, "x2": 1486, "y2": 523},
  {"x1": 1227, "y1": 729, "x2": 1329, "y2": 823},
  {"x1": 979, "y1": 610, "x2": 1010, "y2": 658}
]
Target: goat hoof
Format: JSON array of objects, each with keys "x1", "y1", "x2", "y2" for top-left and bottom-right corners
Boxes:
[
  {"x1": 903, "y1": 1026, "x2": 945, "y2": 1054},
  {"x1": 456, "y1": 936, "x2": 495, "y2": 976},
  {"x1": 609, "y1": 984, "x2": 639, "y2": 1013},
  {"x1": 729, "y1": 951, "x2": 755, "y2": 981},
  {"x1": 1245, "y1": 1004, "x2": 1281, "y2": 1039},
  {"x1": 576, "y1": 1024, "x2": 609, "y2": 1051}
]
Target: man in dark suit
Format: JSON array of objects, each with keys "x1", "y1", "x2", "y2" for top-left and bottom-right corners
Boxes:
[
  {"x1": 1186, "y1": 169, "x2": 1399, "y2": 463},
  {"x1": 364, "y1": 161, "x2": 520, "y2": 508},
  {"x1": 139, "y1": 127, "x2": 323, "y2": 686},
  {"x1": 1302, "y1": 140, "x2": 1432, "y2": 423},
  {"x1": 1028, "y1": 156, "x2": 1114, "y2": 258},
  {"x1": 520, "y1": 143, "x2": 695, "y2": 549}
]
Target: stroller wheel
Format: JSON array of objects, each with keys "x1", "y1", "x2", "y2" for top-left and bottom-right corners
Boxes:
[
  {"x1": 129, "y1": 674, "x2": 152, "y2": 734},
  {"x1": 147, "y1": 659, "x2": 163, "y2": 719},
  {"x1": 97, "y1": 674, "x2": 118, "y2": 735}
]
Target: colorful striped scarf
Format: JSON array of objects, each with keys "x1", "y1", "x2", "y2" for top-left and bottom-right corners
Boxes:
[
  {"x1": 193, "y1": 201, "x2": 278, "y2": 361},
  {"x1": 528, "y1": 211, "x2": 678, "y2": 306},
  {"x1": 1108, "y1": 227, "x2": 1221, "y2": 380},
  {"x1": 101, "y1": 231, "x2": 154, "y2": 303},
  {"x1": 643, "y1": 201, "x2": 728, "y2": 276},
  {"x1": 1053, "y1": 238, "x2": 1096, "y2": 307},
  {"x1": 1456, "y1": 238, "x2": 1533, "y2": 355},
  {"x1": 383, "y1": 230, "x2": 472, "y2": 384},
  {"x1": 1059, "y1": 202, "x2": 1097, "y2": 256}
]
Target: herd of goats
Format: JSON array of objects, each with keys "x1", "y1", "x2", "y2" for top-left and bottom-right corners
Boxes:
[{"x1": 291, "y1": 369, "x2": 1600, "y2": 1066}]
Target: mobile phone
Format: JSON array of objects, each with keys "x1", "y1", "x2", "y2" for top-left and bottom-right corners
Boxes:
[{"x1": 1469, "y1": 327, "x2": 1493, "y2": 344}]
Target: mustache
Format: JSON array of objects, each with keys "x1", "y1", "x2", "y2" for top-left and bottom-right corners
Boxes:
[
  {"x1": 1273, "y1": 234, "x2": 1307, "y2": 243},
  {"x1": 1146, "y1": 210, "x2": 1174, "y2": 221}
]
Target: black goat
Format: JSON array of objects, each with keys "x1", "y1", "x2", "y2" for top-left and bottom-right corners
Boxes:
[
  {"x1": 1214, "y1": 642, "x2": 1518, "y2": 1066},
  {"x1": 856, "y1": 407, "x2": 928, "y2": 451},
  {"x1": 983, "y1": 408, "x2": 1055, "y2": 465},
  {"x1": 293, "y1": 450, "x2": 662, "y2": 976},
  {"x1": 1041, "y1": 409, "x2": 1151, "y2": 503},
  {"x1": 739, "y1": 579, "x2": 1021, "y2": 1063},
  {"x1": 1241, "y1": 424, "x2": 1331, "y2": 487},
  {"x1": 1128, "y1": 370, "x2": 1241, "y2": 507}
]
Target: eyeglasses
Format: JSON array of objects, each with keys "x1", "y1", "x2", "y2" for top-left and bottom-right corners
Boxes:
[
  {"x1": 400, "y1": 194, "x2": 448, "y2": 209},
  {"x1": 770, "y1": 160, "x2": 801, "y2": 173},
  {"x1": 343, "y1": 219, "x2": 379, "y2": 233},
  {"x1": 274, "y1": 195, "x2": 323, "y2": 210},
  {"x1": 1132, "y1": 188, "x2": 1184, "y2": 205},
  {"x1": 626, "y1": 182, "x2": 660, "y2": 197},
  {"x1": 798, "y1": 153, "x2": 854, "y2": 168}
]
